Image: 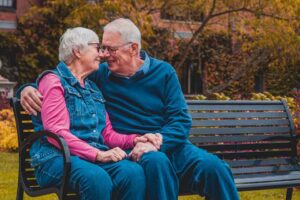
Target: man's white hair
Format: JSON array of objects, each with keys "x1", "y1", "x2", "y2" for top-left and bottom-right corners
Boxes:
[
  {"x1": 59, "y1": 27, "x2": 99, "y2": 63},
  {"x1": 104, "y1": 18, "x2": 141, "y2": 51}
]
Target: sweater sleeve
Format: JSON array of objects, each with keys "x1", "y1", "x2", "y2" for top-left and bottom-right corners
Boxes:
[
  {"x1": 15, "y1": 83, "x2": 37, "y2": 99},
  {"x1": 102, "y1": 112, "x2": 138, "y2": 149},
  {"x1": 39, "y1": 73, "x2": 100, "y2": 162},
  {"x1": 159, "y1": 69, "x2": 192, "y2": 153}
]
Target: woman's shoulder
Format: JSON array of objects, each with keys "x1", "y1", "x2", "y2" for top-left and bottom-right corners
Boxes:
[
  {"x1": 37, "y1": 70, "x2": 60, "y2": 85},
  {"x1": 38, "y1": 72, "x2": 63, "y2": 93}
]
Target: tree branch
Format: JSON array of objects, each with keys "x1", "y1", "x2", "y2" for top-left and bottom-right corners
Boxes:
[
  {"x1": 207, "y1": 49, "x2": 272, "y2": 94},
  {"x1": 175, "y1": 0, "x2": 217, "y2": 68},
  {"x1": 174, "y1": 2, "x2": 297, "y2": 69}
]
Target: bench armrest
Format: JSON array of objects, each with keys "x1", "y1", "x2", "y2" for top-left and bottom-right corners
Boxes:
[{"x1": 20, "y1": 131, "x2": 71, "y2": 197}]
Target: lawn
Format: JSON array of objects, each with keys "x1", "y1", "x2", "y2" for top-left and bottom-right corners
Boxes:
[{"x1": 0, "y1": 152, "x2": 299, "y2": 200}]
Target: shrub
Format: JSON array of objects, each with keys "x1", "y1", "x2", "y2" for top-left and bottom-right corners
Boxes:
[{"x1": 0, "y1": 109, "x2": 18, "y2": 151}]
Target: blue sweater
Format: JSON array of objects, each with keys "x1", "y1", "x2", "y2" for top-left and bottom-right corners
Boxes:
[{"x1": 89, "y1": 52, "x2": 192, "y2": 152}]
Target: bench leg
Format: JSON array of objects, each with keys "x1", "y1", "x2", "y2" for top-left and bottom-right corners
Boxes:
[
  {"x1": 16, "y1": 174, "x2": 24, "y2": 200},
  {"x1": 286, "y1": 188, "x2": 293, "y2": 200}
]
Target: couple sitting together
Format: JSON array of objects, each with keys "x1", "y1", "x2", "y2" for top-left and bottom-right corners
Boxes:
[{"x1": 19, "y1": 18, "x2": 240, "y2": 200}]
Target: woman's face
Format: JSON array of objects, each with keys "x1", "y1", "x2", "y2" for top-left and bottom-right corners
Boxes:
[{"x1": 79, "y1": 42, "x2": 101, "y2": 73}]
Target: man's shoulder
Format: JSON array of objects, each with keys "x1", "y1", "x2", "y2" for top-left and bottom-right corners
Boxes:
[
  {"x1": 141, "y1": 51, "x2": 174, "y2": 73},
  {"x1": 148, "y1": 55, "x2": 175, "y2": 74}
]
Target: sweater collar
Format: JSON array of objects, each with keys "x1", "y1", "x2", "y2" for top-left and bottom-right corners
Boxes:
[{"x1": 107, "y1": 51, "x2": 150, "y2": 79}]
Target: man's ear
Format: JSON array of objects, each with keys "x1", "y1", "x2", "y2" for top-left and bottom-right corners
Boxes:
[{"x1": 131, "y1": 43, "x2": 139, "y2": 56}]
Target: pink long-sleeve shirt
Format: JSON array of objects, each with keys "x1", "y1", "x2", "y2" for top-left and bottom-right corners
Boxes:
[{"x1": 38, "y1": 73, "x2": 138, "y2": 162}]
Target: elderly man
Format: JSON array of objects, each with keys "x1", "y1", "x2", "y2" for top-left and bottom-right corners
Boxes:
[{"x1": 20, "y1": 18, "x2": 240, "y2": 200}]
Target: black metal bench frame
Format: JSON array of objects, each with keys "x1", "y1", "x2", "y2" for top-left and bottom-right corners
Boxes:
[
  {"x1": 11, "y1": 98, "x2": 300, "y2": 200},
  {"x1": 10, "y1": 97, "x2": 79, "y2": 200}
]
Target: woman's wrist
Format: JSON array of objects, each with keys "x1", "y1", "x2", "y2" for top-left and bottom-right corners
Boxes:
[{"x1": 96, "y1": 151, "x2": 104, "y2": 161}]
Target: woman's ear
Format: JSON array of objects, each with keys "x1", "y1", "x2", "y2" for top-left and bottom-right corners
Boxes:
[{"x1": 72, "y1": 48, "x2": 81, "y2": 59}]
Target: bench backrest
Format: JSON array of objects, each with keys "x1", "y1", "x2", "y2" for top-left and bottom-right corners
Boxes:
[
  {"x1": 10, "y1": 98, "x2": 35, "y2": 145},
  {"x1": 10, "y1": 98, "x2": 38, "y2": 190},
  {"x1": 10, "y1": 98, "x2": 79, "y2": 199},
  {"x1": 187, "y1": 100, "x2": 299, "y2": 178}
]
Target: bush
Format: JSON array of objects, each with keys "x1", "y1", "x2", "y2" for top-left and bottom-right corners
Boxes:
[{"x1": 0, "y1": 109, "x2": 18, "y2": 151}]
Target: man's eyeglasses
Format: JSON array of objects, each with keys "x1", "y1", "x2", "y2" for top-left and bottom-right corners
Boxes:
[
  {"x1": 88, "y1": 43, "x2": 101, "y2": 53},
  {"x1": 100, "y1": 42, "x2": 132, "y2": 54}
]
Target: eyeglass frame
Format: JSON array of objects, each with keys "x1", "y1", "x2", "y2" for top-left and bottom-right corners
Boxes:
[
  {"x1": 88, "y1": 43, "x2": 101, "y2": 53},
  {"x1": 99, "y1": 42, "x2": 133, "y2": 54}
]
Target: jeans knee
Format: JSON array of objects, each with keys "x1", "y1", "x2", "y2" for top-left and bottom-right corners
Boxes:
[
  {"x1": 124, "y1": 163, "x2": 145, "y2": 184},
  {"x1": 198, "y1": 155, "x2": 230, "y2": 177},
  {"x1": 142, "y1": 152, "x2": 170, "y2": 166},
  {"x1": 78, "y1": 168, "x2": 113, "y2": 193}
]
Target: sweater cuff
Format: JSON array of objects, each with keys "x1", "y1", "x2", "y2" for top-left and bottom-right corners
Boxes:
[{"x1": 89, "y1": 149, "x2": 100, "y2": 162}]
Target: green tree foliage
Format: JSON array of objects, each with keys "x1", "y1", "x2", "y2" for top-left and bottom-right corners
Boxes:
[
  {"x1": 0, "y1": 0, "x2": 162, "y2": 85},
  {"x1": 1, "y1": 0, "x2": 300, "y2": 96},
  {"x1": 1, "y1": 0, "x2": 105, "y2": 84},
  {"x1": 0, "y1": 33, "x2": 19, "y2": 81},
  {"x1": 160, "y1": 0, "x2": 300, "y2": 96}
]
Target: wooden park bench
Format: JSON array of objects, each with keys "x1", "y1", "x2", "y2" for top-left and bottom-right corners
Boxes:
[
  {"x1": 186, "y1": 100, "x2": 300, "y2": 200},
  {"x1": 11, "y1": 97, "x2": 300, "y2": 200},
  {"x1": 10, "y1": 97, "x2": 79, "y2": 200}
]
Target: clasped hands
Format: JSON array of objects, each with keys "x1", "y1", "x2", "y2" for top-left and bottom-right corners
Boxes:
[{"x1": 96, "y1": 133, "x2": 162, "y2": 163}]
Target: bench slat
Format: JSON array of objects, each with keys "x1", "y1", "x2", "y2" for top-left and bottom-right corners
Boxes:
[
  {"x1": 235, "y1": 172, "x2": 300, "y2": 184},
  {"x1": 232, "y1": 165, "x2": 300, "y2": 174},
  {"x1": 187, "y1": 100, "x2": 283, "y2": 105},
  {"x1": 200, "y1": 142, "x2": 292, "y2": 152},
  {"x1": 17, "y1": 110, "x2": 32, "y2": 120},
  {"x1": 216, "y1": 151, "x2": 293, "y2": 160},
  {"x1": 228, "y1": 158, "x2": 295, "y2": 167},
  {"x1": 236, "y1": 179, "x2": 300, "y2": 191},
  {"x1": 188, "y1": 105, "x2": 284, "y2": 111},
  {"x1": 190, "y1": 112, "x2": 287, "y2": 119},
  {"x1": 20, "y1": 123, "x2": 35, "y2": 130},
  {"x1": 190, "y1": 126, "x2": 290, "y2": 135},
  {"x1": 189, "y1": 134, "x2": 291, "y2": 143},
  {"x1": 235, "y1": 170, "x2": 300, "y2": 179},
  {"x1": 192, "y1": 119, "x2": 290, "y2": 126}
]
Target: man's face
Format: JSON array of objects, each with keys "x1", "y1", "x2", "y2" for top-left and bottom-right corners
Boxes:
[{"x1": 101, "y1": 31, "x2": 133, "y2": 75}]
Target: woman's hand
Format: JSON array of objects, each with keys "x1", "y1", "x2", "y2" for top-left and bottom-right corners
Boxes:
[
  {"x1": 96, "y1": 147, "x2": 127, "y2": 163},
  {"x1": 134, "y1": 133, "x2": 163, "y2": 149}
]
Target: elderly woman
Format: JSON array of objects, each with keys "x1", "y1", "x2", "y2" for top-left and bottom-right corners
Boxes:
[{"x1": 30, "y1": 27, "x2": 159, "y2": 200}]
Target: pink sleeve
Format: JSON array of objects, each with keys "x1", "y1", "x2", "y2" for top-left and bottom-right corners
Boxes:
[
  {"x1": 102, "y1": 112, "x2": 138, "y2": 149},
  {"x1": 38, "y1": 73, "x2": 100, "y2": 162}
]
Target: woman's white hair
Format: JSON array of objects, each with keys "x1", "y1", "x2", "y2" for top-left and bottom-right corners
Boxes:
[
  {"x1": 104, "y1": 18, "x2": 141, "y2": 51},
  {"x1": 59, "y1": 27, "x2": 99, "y2": 63}
]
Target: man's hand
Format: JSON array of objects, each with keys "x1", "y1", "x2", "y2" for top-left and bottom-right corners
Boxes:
[
  {"x1": 129, "y1": 142, "x2": 157, "y2": 162},
  {"x1": 134, "y1": 133, "x2": 163, "y2": 149},
  {"x1": 96, "y1": 147, "x2": 127, "y2": 163},
  {"x1": 20, "y1": 86, "x2": 43, "y2": 116}
]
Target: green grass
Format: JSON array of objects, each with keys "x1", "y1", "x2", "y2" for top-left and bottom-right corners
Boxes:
[{"x1": 0, "y1": 152, "x2": 299, "y2": 200}]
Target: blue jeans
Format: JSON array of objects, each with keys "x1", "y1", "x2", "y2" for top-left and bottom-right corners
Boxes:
[
  {"x1": 137, "y1": 146, "x2": 239, "y2": 200},
  {"x1": 34, "y1": 156, "x2": 145, "y2": 200},
  {"x1": 169, "y1": 143, "x2": 240, "y2": 200},
  {"x1": 138, "y1": 151, "x2": 179, "y2": 200}
]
